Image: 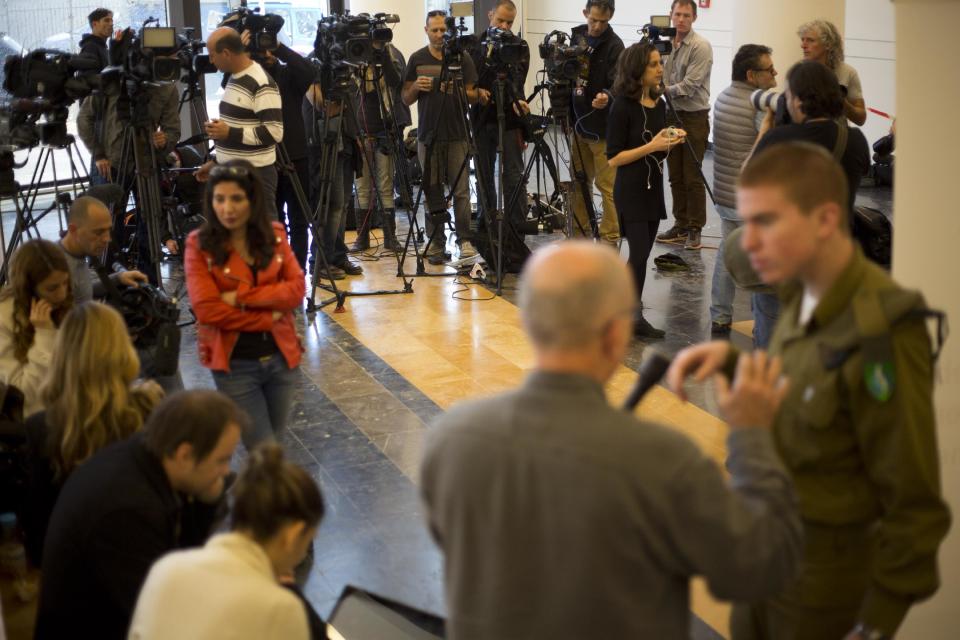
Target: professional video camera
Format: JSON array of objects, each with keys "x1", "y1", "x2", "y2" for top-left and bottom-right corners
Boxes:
[
  {"x1": 315, "y1": 12, "x2": 398, "y2": 67},
  {"x1": 482, "y1": 26, "x2": 529, "y2": 69},
  {"x1": 221, "y1": 0, "x2": 285, "y2": 53},
  {"x1": 638, "y1": 16, "x2": 677, "y2": 56},
  {"x1": 1, "y1": 49, "x2": 100, "y2": 147},
  {"x1": 750, "y1": 88, "x2": 792, "y2": 127},
  {"x1": 105, "y1": 20, "x2": 182, "y2": 87},
  {"x1": 99, "y1": 263, "x2": 182, "y2": 376},
  {"x1": 538, "y1": 31, "x2": 586, "y2": 112},
  {"x1": 442, "y1": 2, "x2": 478, "y2": 64},
  {"x1": 176, "y1": 29, "x2": 217, "y2": 80}
]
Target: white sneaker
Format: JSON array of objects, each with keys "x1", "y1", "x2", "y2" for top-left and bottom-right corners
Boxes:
[{"x1": 459, "y1": 241, "x2": 478, "y2": 258}]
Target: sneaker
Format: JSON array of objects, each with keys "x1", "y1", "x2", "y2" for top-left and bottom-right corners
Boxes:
[
  {"x1": 459, "y1": 241, "x2": 478, "y2": 258},
  {"x1": 633, "y1": 315, "x2": 666, "y2": 340},
  {"x1": 337, "y1": 260, "x2": 363, "y2": 276},
  {"x1": 425, "y1": 242, "x2": 449, "y2": 265},
  {"x1": 656, "y1": 225, "x2": 687, "y2": 244},
  {"x1": 684, "y1": 228, "x2": 702, "y2": 250},
  {"x1": 711, "y1": 321, "x2": 732, "y2": 337}
]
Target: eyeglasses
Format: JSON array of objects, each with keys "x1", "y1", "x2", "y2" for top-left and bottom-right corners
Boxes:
[
  {"x1": 427, "y1": 10, "x2": 447, "y2": 17},
  {"x1": 210, "y1": 165, "x2": 252, "y2": 179},
  {"x1": 753, "y1": 65, "x2": 776, "y2": 74}
]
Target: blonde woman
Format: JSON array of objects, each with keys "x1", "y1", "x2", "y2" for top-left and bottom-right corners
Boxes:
[
  {"x1": 798, "y1": 19, "x2": 867, "y2": 125},
  {"x1": 0, "y1": 239, "x2": 73, "y2": 417},
  {"x1": 21, "y1": 302, "x2": 163, "y2": 567}
]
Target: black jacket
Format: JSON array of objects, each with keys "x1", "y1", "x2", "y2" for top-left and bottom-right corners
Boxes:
[
  {"x1": 35, "y1": 433, "x2": 220, "y2": 639},
  {"x1": 569, "y1": 24, "x2": 624, "y2": 139},
  {"x1": 470, "y1": 31, "x2": 530, "y2": 131},
  {"x1": 264, "y1": 45, "x2": 318, "y2": 161},
  {"x1": 78, "y1": 33, "x2": 109, "y2": 72}
]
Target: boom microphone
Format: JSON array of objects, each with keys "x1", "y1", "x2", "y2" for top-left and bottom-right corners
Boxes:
[{"x1": 621, "y1": 350, "x2": 672, "y2": 412}]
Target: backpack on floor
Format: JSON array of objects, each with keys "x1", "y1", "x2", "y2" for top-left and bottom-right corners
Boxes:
[{"x1": 852, "y1": 206, "x2": 892, "y2": 270}]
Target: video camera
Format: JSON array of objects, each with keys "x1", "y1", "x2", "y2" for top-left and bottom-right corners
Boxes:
[
  {"x1": 315, "y1": 12, "x2": 398, "y2": 67},
  {"x1": 442, "y1": 2, "x2": 478, "y2": 65},
  {"x1": 176, "y1": 28, "x2": 217, "y2": 82},
  {"x1": 221, "y1": 0, "x2": 285, "y2": 53},
  {"x1": 538, "y1": 31, "x2": 587, "y2": 113},
  {"x1": 1, "y1": 49, "x2": 101, "y2": 148},
  {"x1": 638, "y1": 16, "x2": 676, "y2": 56},
  {"x1": 482, "y1": 27, "x2": 529, "y2": 70},
  {"x1": 105, "y1": 19, "x2": 182, "y2": 86}
]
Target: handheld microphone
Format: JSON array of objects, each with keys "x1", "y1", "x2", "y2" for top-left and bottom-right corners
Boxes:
[{"x1": 621, "y1": 351, "x2": 672, "y2": 412}]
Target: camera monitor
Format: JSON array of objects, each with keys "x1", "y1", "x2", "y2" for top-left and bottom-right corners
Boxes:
[
  {"x1": 449, "y1": 1, "x2": 474, "y2": 18},
  {"x1": 142, "y1": 27, "x2": 177, "y2": 50},
  {"x1": 650, "y1": 15, "x2": 671, "y2": 28}
]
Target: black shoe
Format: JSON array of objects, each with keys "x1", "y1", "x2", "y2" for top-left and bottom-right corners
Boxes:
[
  {"x1": 711, "y1": 321, "x2": 732, "y2": 337},
  {"x1": 684, "y1": 228, "x2": 702, "y2": 250},
  {"x1": 656, "y1": 225, "x2": 687, "y2": 244},
  {"x1": 322, "y1": 265, "x2": 346, "y2": 280},
  {"x1": 634, "y1": 315, "x2": 666, "y2": 339},
  {"x1": 337, "y1": 260, "x2": 363, "y2": 275}
]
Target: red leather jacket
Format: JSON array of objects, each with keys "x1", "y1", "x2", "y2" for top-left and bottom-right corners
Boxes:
[{"x1": 184, "y1": 222, "x2": 305, "y2": 372}]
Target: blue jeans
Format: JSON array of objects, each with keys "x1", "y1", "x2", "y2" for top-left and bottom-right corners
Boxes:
[
  {"x1": 211, "y1": 353, "x2": 299, "y2": 450},
  {"x1": 710, "y1": 208, "x2": 741, "y2": 325},
  {"x1": 752, "y1": 292, "x2": 780, "y2": 349}
]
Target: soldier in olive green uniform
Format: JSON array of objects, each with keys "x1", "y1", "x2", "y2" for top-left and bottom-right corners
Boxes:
[{"x1": 668, "y1": 142, "x2": 950, "y2": 640}]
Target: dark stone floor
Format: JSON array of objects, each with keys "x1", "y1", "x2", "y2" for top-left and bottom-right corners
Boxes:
[{"x1": 1, "y1": 149, "x2": 891, "y2": 639}]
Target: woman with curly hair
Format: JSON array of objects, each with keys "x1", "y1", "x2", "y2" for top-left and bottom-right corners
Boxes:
[
  {"x1": 606, "y1": 42, "x2": 687, "y2": 340},
  {"x1": 22, "y1": 301, "x2": 163, "y2": 566},
  {"x1": 185, "y1": 159, "x2": 305, "y2": 450},
  {"x1": 798, "y1": 19, "x2": 867, "y2": 125},
  {"x1": 0, "y1": 239, "x2": 72, "y2": 417}
]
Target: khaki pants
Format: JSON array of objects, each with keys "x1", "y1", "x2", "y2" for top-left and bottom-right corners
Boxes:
[
  {"x1": 731, "y1": 522, "x2": 870, "y2": 640},
  {"x1": 568, "y1": 134, "x2": 619, "y2": 242},
  {"x1": 666, "y1": 109, "x2": 710, "y2": 231}
]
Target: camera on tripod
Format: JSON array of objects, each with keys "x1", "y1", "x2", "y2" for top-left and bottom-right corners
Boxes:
[
  {"x1": 176, "y1": 29, "x2": 217, "y2": 80},
  {"x1": 104, "y1": 20, "x2": 182, "y2": 87},
  {"x1": 221, "y1": 0, "x2": 285, "y2": 53},
  {"x1": 483, "y1": 27, "x2": 529, "y2": 69},
  {"x1": 442, "y1": 2, "x2": 478, "y2": 64},
  {"x1": 1, "y1": 49, "x2": 100, "y2": 148},
  {"x1": 638, "y1": 16, "x2": 677, "y2": 56},
  {"x1": 315, "y1": 12, "x2": 398, "y2": 67},
  {"x1": 538, "y1": 31, "x2": 587, "y2": 112}
]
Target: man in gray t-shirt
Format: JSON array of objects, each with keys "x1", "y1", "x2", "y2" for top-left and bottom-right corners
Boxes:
[
  {"x1": 60, "y1": 196, "x2": 147, "y2": 304},
  {"x1": 402, "y1": 11, "x2": 479, "y2": 262}
]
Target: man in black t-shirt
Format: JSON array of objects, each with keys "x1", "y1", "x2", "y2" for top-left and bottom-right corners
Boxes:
[
  {"x1": 753, "y1": 61, "x2": 869, "y2": 215},
  {"x1": 402, "y1": 10, "x2": 479, "y2": 263}
]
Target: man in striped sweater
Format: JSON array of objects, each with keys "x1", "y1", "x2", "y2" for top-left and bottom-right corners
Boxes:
[{"x1": 196, "y1": 27, "x2": 283, "y2": 220}]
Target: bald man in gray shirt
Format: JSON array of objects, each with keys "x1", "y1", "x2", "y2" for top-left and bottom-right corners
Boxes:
[{"x1": 421, "y1": 241, "x2": 802, "y2": 639}]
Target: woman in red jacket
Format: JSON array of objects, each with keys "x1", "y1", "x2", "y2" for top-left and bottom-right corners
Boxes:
[{"x1": 185, "y1": 160, "x2": 305, "y2": 449}]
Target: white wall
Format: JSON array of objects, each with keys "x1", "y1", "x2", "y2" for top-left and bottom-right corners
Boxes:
[
  {"x1": 523, "y1": 0, "x2": 733, "y2": 121},
  {"x1": 845, "y1": 0, "x2": 896, "y2": 146},
  {"x1": 892, "y1": 2, "x2": 960, "y2": 634}
]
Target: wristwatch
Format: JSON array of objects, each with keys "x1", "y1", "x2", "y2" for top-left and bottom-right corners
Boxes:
[{"x1": 853, "y1": 623, "x2": 889, "y2": 640}]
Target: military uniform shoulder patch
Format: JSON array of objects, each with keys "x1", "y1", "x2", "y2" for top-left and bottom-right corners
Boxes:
[{"x1": 864, "y1": 358, "x2": 895, "y2": 402}]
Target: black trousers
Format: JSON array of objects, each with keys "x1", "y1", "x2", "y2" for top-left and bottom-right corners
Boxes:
[
  {"x1": 622, "y1": 219, "x2": 661, "y2": 301},
  {"x1": 276, "y1": 156, "x2": 311, "y2": 269}
]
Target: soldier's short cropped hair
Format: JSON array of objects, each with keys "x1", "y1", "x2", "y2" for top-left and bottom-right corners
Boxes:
[{"x1": 739, "y1": 142, "x2": 849, "y2": 229}]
